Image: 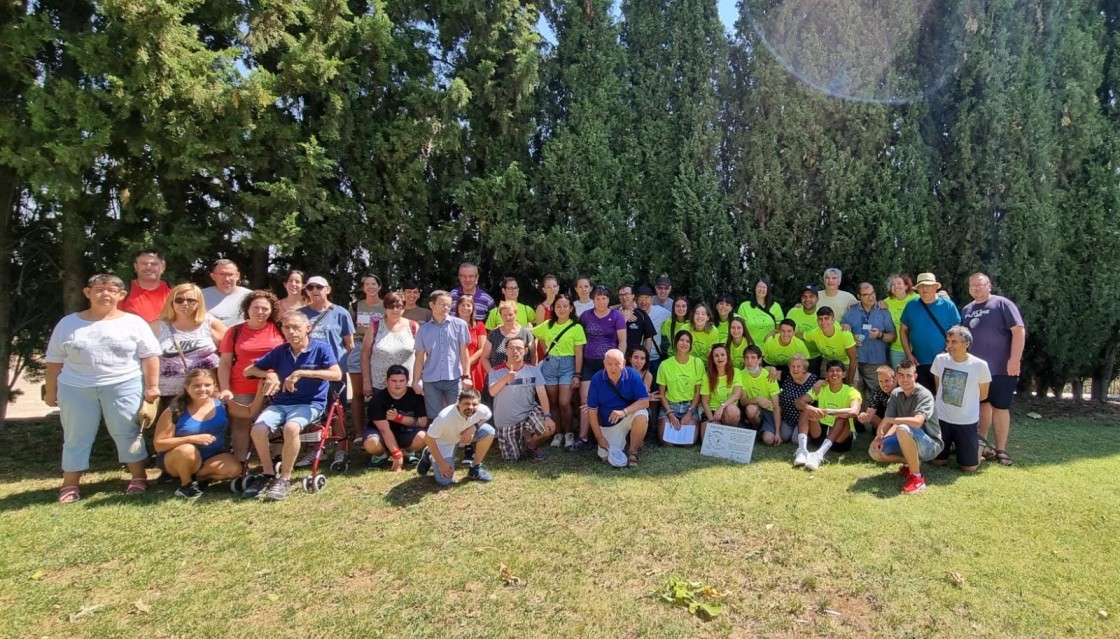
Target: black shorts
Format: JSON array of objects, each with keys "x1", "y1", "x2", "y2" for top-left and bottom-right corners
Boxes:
[
  {"x1": 583, "y1": 357, "x2": 605, "y2": 379},
  {"x1": 363, "y1": 424, "x2": 424, "y2": 449},
  {"x1": 935, "y1": 420, "x2": 979, "y2": 467},
  {"x1": 808, "y1": 425, "x2": 854, "y2": 452},
  {"x1": 916, "y1": 364, "x2": 936, "y2": 392},
  {"x1": 982, "y1": 375, "x2": 1017, "y2": 410}
]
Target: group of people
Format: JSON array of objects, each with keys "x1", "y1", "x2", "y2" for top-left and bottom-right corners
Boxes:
[{"x1": 43, "y1": 251, "x2": 1025, "y2": 502}]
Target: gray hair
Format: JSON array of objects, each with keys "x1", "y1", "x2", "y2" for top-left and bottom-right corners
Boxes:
[
  {"x1": 789, "y1": 353, "x2": 809, "y2": 366},
  {"x1": 947, "y1": 325, "x2": 973, "y2": 347},
  {"x1": 824, "y1": 267, "x2": 842, "y2": 279},
  {"x1": 87, "y1": 273, "x2": 126, "y2": 289}
]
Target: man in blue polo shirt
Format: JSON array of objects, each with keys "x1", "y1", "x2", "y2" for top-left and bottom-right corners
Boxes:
[
  {"x1": 242, "y1": 312, "x2": 342, "y2": 501},
  {"x1": 586, "y1": 349, "x2": 650, "y2": 468}
]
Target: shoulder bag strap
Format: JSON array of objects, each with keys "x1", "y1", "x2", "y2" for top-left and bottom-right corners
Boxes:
[
  {"x1": 542, "y1": 322, "x2": 576, "y2": 360},
  {"x1": 919, "y1": 301, "x2": 949, "y2": 338}
]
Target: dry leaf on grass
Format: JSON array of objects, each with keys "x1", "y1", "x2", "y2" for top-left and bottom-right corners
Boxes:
[
  {"x1": 498, "y1": 563, "x2": 525, "y2": 587},
  {"x1": 946, "y1": 571, "x2": 965, "y2": 587},
  {"x1": 68, "y1": 604, "x2": 103, "y2": 623},
  {"x1": 133, "y1": 599, "x2": 151, "y2": 614}
]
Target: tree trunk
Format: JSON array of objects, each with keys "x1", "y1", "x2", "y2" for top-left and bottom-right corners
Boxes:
[
  {"x1": 1070, "y1": 379, "x2": 1084, "y2": 403},
  {"x1": 60, "y1": 200, "x2": 87, "y2": 314},
  {"x1": 0, "y1": 166, "x2": 16, "y2": 423},
  {"x1": 1091, "y1": 339, "x2": 1118, "y2": 402}
]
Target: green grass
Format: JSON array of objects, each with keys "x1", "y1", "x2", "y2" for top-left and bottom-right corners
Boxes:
[{"x1": 0, "y1": 411, "x2": 1118, "y2": 638}]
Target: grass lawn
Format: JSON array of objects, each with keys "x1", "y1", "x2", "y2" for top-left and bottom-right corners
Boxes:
[{"x1": 1, "y1": 406, "x2": 1118, "y2": 639}]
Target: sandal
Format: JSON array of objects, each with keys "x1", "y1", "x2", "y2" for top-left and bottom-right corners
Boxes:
[
  {"x1": 125, "y1": 478, "x2": 148, "y2": 495},
  {"x1": 994, "y1": 449, "x2": 1013, "y2": 466},
  {"x1": 628, "y1": 452, "x2": 639, "y2": 467},
  {"x1": 58, "y1": 485, "x2": 80, "y2": 503},
  {"x1": 979, "y1": 441, "x2": 997, "y2": 462}
]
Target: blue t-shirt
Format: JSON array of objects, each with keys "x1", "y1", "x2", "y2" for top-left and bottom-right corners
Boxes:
[
  {"x1": 900, "y1": 297, "x2": 961, "y2": 365},
  {"x1": 414, "y1": 316, "x2": 472, "y2": 382},
  {"x1": 841, "y1": 305, "x2": 895, "y2": 365},
  {"x1": 587, "y1": 366, "x2": 650, "y2": 426},
  {"x1": 300, "y1": 305, "x2": 355, "y2": 371},
  {"x1": 175, "y1": 399, "x2": 228, "y2": 460},
  {"x1": 253, "y1": 339, "x2": 338, "y2": 409}
]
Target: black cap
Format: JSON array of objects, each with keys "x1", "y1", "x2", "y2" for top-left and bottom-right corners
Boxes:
[
  {"x1": 655, "y1": 275, "x2": 672, "y2": 286},
  {"x1": 635, "y1": 285, "x2": 655, "y2": 297},
  {"x1": 801, "y1": 284, "x2": 819, "y2": 295}
]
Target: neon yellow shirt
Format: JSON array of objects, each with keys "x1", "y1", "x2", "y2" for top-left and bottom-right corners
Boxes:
[
  {"x1": 727, "y1": 338, "x2": 750, "y2": 369},
  {"x1": 803, "y1": 327, "x2": 857, "y2": 366},
  {"x1": 485, "y1": 303, "x2": 536, "y2": 330},
  {"x1": 735, "y1": 301, "x2": 785, "y2": 346},
  {"x1": 700, "y1": 370, "x2": 741, "y2": 407},
  {"x1": 531, "y1": 319, "x2": 587, "y2": 357},
  {"x1": 660, "y1": 317, "x2": 691, "y2": 356},
  {"x1": 786, "y1": 306, "x2": 822, "y2": 357},
  {"x1": 884, "y1": 293, "x2": 918, "y2": 352},
  {"x1": 686, "y1": 325, "x2": 721, "y2": 361},
  {"x1": 714, "y1": 314, "x2": 739, "y2": 343},
  {"x1": 761, "y1": 335, "x2": 810, "y2": 366},
  {"x1": 739, "y1": 368, "x2": 780, "y2": 401},
  {"x1": 808, "y1": 384, "x2": 862, "y2": 427},
  {"x1": 656, "y1": 355, "x2": 704, "y2": 403}
]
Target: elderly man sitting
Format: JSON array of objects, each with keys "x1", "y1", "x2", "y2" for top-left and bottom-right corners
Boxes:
[
  {"x1": 586, "y1": 349, "x2": 650, "y2": 468},
  {"x1": 242, "y1": 312, "x2": 342, "y2": 501}
]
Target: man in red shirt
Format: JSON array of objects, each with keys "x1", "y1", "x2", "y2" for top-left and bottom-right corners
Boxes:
[{"x1": 118, "y1": 249, "x2": 171, "y2": 322}]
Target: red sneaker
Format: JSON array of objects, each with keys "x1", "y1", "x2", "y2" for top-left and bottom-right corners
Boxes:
[
  {"x1": 901, "y1": 474, "x2": 927, "y2": 494},
  {"x1": 897, "y1": 464, "x2": 911, "y2": 479}
]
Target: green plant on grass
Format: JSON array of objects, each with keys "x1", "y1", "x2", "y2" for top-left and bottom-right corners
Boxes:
[{"x1": 655, "y1": 576, "x2": 730, "y2": 621}]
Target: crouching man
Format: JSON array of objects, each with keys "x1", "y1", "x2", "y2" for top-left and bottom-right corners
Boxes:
[
  {"x1": 417, "y1": 390, "x2": 496, "y2": 485},
  {"x1": 868, "y1": 360, "x2": 944, "y2": 494},
  {"x1": 488, "y1": 337, "x2": 556, "y2": 462},
  {"x1": 587, "y1": 349, "x2": 650, "y2": 468},
  {"x1": 364, "y1": 365, "x2": 429, "y2": 471}
]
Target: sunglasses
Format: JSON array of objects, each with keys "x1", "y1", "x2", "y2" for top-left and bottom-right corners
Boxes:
[
  {"x1": 305, "y1": 284, "x2": 325, "y2": 290},
  {"x1": 174, "y1": 298, "x2": 199, "y2": 305}
]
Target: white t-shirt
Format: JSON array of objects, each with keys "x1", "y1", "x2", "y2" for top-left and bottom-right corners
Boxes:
[
  {"x1": 931, "y1": 353, "x2": 992, "y2": 424},
  {"x1": 202, "y1": 286, "x2": 252, "y2": 327},
  {"x1": 818, "y1": 289, "x2": 858, "y2": 314},
  {"x1": 426, "y1": 402, "x2": 493, "y2": 445},
  {"x1": 573, "y1": 300, "x2": 595, "y2": 318},
  {"x1": 644, "y1": 305, "x2": 672, "y2": 361},
  {"x1": 45, "y1": 313, "x2": 161, "y2": 387}
]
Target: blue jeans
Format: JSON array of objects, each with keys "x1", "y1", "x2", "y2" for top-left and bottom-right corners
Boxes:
[
  {"x1": 423, "y1": 378, "x2": 461, "y2": 421},
  {"x1": 889, "y1": 350, "x2": 906, "y2": 370},
  {"x1": 58, "y1": 377, "x2": 147, "y2": 472},
  {"x1": 433, "y1": 423, "x2": 495, "y2": 485},
  {"x1": 881, "y1": 425, "x2": 942, "y2": 461}
]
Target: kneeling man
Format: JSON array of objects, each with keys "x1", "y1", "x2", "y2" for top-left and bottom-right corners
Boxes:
[
  {"x1": 417, "y1": 390, "x2": 496, "y2": 485},
  {"x1": 243, "y1": 312, "x2": 342, "y2": 500},
  {"x1": 364, "y1": 365, "x2": 429, "y2": 471},
  {"x1": 488, "y1": 337, "x2": 556, "y2": 462},
  {"x1": 793, "y1": 360, "x2": 862, "y2": 471},
  {"x1": 868, "y1": 360, "x2": 944, "y2": 494},
  {"x1": 587, "y1": 349, "x2": 650, "y2": 468}
]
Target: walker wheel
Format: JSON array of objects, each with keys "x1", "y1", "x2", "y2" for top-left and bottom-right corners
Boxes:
[
  {"x1": 230, "y1": 477, "x2": 245, "y2": 494},
  {"x1": 330, "y1": 461, "x2": 348, "y2": 473},
  {"x1": 313, "y1": 474, "x2": 328, "y2": 492}
]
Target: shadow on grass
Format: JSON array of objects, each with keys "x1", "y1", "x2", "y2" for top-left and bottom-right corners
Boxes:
[{"x1": 383, "y1": 473, "x2": 471, "y2": 506}]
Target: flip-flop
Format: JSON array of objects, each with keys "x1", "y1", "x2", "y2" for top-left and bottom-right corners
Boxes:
[
  {"x1": 58, "y1": 485, "x2": 80, "y2": 503},
  {"x1": 125, "y1": 478, "x2": 148, "y2": 495}
]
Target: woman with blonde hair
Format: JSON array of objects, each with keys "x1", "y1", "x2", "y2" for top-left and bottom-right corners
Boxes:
[{"x1": 150, "y1": 283, "x2": 227, "y2": 405}]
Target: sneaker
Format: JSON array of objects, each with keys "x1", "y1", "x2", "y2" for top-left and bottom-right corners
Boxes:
[
  {"x1": 294, "y1": 450, "x2": 318, "y2": 468},
  {"x1": 804, "y1": 451, "x2": 824, "y2": 471},
  {"x1": 901, "y1": 474, "x2": 927, "y2": 494},
  {"x1": 467, "y1": 463, "x2": 493, "y2": 482},
  {"x1": 155, "y1": 471, "x2": 176, "y2": 485},
  {"x1": 793, "y1": 448, "x2": 808, "y2": 466},
  {"x1": 416, "y1": 449, "x2": 432, "y2": 476},
  {"x1": 567, "y1": 437, "x2": 592, "y2": 452},
  {"x1": 550, "y1": 434, "x2": 563, "y2": 448},
  {"x1": 262, "y1": 477, "x2": 292, "y2": 501},
  {"x1": 242, "y1": 474, "x2": 273, "y2": 499},
  {"x1": 174, "y1": 481, "x2": 204, "y2": 499},
  {"x1": 461, "y1": 444, "x2": 475, "y2": 466},
  {"x1": 564, "y1": 433, "x2": 576, "y2": 448},
  {"x1": 405, "y1": 452, "x2": 421, "y2": 465},
  {"x1": 528, "y1": 448, "x2": 548, "y2": 463},
  {"x1": 898, "y1": 464, "x2": 912, "y2": 480},
  {"x1": 366, "y1": 455, "x2": 389, "y2": 469}
]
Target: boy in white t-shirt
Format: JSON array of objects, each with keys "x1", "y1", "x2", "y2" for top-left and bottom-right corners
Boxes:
[
  {"x1": 930, "y1": 326, "x2": 991, "y2": 472},
  {"x1": 417, "y1": 390, "x2": 496, "y2": 485}
]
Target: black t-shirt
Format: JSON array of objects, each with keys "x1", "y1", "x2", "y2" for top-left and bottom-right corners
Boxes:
[
  {"x1": 621, "y1": 308, "x2": 656, "y2": 353},
  {"x1": 368, "y1": 388, "x2": 426, "y2": 429}
]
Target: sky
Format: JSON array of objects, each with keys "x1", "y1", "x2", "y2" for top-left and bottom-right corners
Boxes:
[{"x1": 540, "y1": 0, "x2": 743, "y2": 44}]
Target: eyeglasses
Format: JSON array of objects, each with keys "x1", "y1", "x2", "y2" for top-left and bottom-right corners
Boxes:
[
  {"x1": 305, "y1": 284, "x2": 325, "y2": 290},
  {"x1": 174, "y1": 298, "x2": 199, "y2": 305},
  {"x1": 90, "y1": 286, "x2": 122, "y2": 294},
  {"x1": 386, "y1": 304, "x2": 404, "y2": 310}
]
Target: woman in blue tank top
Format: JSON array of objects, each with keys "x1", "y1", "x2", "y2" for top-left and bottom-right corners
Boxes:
[{"x1": 154, "y1": 369, "x2": 265, "y2": 498}]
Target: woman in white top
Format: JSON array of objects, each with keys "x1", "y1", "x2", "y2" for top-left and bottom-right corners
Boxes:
[
  {"x1": 44, "y1": 274, "x2": 162, "y2": 503},
  {"x1": 149, "y1": 283, "x2": 226, "y2": 403},
  {"x1": 361, "y1": 292, "x2": 418, "y2": 396},
  {"x1": 278, "y1": 269, "x2": 307, "y2": 315}
]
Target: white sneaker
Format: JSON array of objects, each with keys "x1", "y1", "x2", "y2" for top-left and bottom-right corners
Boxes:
[
  {"x1": 294, "y1": 450, "x2": 318, "y2": 468},
  {"x1": 564, "y1": 433, "x2": 576, "y2": 448},
  {"x1": 550, "y1": 434, "x2": 563, "y2": 448},
  {"x1": 804, "y1": 451, "x2": 824, "y2": 471},
  {"x1": 793, "y1": 448, "x2": 808, "y2": 466}
]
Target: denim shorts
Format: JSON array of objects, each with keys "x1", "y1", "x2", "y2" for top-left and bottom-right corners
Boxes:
[
  {"x1": 539, "y1": 355, "x2": 576, "y2": 385},
  {"x1": 881, "y1": 425, "x2": 942, "y2": 461},
  {"x1": 255, "y1": 404, "x2": 322, "y2": 431},
  {"x1": 664, "y1": 400, "x2": 701, "y2": 422}
]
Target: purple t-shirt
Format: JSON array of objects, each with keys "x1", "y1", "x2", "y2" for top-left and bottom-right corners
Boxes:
[
  {"x1": 579, "y1": 308, "x2": 626, "y2": 360},
  {"x1": 960, "y1": 295, "x2": 1024, "y2": 376}
]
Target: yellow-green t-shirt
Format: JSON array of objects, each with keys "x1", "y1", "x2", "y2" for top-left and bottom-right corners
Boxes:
[
  {"x1": 808, "y1": 384, "x2": 862, "y2": 427},
  {"x1": 803, "y1": 327, "x2": 857, "y2": 366},
  {"x1": 735, "y1": 301, "x2": 785, "y2": 346},
  {"x1": 700, "y1": 370, "x2": 741, "y2": 407},
  {"x1": 714, "y1": 314, "x2": 740, "y2": 343},
  {"x1": 656, "y1": 355, "x2": 704, "y2": 403},
  {"x1": 531, "y1": 319, "x2": 587, "y2": 358},
  {"x1": 884, "y1": 294, "x2": 918, "y2": 353},
  {"x1": 762, "y1": 335, "x2": 810, "y2": 366},
  {"x1": 660, "y1": 317, "x2": 690, "y2": 357},
  {"x1": 485, "y1": 303, "x2": 536, "y2": 330},
  {"x1": 739, "y1": 369, "x2": 780, "y2": 401},
  {"x1": 686, "y1": 326, "x2": 721, "y2": 361},
  {"x1": 727, "y1": 338, "x2": 750, "y2": 369}
]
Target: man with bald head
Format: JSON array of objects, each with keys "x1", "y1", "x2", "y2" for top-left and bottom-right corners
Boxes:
[{"x1": 586, "y1": 349, "x2": 650, "y2": 468}]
